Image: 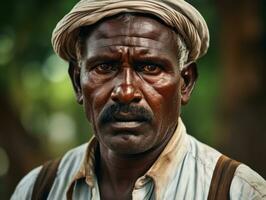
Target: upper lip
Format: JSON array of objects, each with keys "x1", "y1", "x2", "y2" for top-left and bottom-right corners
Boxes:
[{"x1": 112, "y1": 112, "x2": 147, "y2": 122}]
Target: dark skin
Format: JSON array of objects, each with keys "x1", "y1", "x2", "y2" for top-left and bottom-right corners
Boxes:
[{"x1": 69, "y1": 15, "x2": 197, "y2": 200}]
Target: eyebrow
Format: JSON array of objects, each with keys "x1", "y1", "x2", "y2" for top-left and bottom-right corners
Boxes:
[
  {"x1": 85, "y1": 46, "x2": 151, "y2": 64},
  {"x1": 84, "y1": 52, "x2": 175, "y2": 70},
  {"x1": 85, "y1": 54, "x2": 121, "y2": 67},
  {"x1": 132, "y1": 55, "x2": 175, "y2": 69}
]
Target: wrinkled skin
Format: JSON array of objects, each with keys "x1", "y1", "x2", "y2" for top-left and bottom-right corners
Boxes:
[{"x1": 70, "y1": 14, "x2": 197, "y2": 200}]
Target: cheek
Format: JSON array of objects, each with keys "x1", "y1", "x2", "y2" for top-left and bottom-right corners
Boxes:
[
  {"x1": 80, "y1": 70, "x2": 114, "y2": 122},
  {"x1": 141, "y1": 74, "x2": 181, "y2": 124},
  {"x1": 143, "y1": 73, "x2": 181, "y2": 107},
  {"x1": 155, "y1": 77, "x2": 180, "y2": 100}
]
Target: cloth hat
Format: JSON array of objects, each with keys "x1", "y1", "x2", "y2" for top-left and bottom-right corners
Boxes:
[{"x1": 51, "y1": 0, "x2": 210, "y2": 63}]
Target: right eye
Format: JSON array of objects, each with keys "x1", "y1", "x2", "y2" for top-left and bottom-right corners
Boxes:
[{"x1": 93, "y1": 63, "x2": 118, "y2": 74}]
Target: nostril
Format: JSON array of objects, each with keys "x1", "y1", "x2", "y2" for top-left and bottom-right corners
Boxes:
[
  {"x1": 111, "y1": 87, "x2": 122, "y2": 101},
  {"x1": 132, "y1": 90, "x2": 142, "y2": 103},
  {"x1": 111, "y1": 88, "x2": 119, "y2": 102}
]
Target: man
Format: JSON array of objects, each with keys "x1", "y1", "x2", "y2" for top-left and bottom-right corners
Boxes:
[{"x1": 12, "y1": 0, "x2": 266, "y2": 199}]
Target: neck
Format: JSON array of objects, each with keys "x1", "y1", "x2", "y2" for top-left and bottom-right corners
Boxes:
[
  {"x1": 95, "y1": 126, "x2": 177, "y2": 198},
  {"x1": 99, "y1": 141, "x2": 166, "y2": 182}
]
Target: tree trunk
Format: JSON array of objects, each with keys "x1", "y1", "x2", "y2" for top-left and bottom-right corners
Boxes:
[
  {"x1": 216, "y1": 0, "x2": 266, "y2": 177},
  {"x1": 0, "y1": 95, "x2": 48, "y2": 199}
]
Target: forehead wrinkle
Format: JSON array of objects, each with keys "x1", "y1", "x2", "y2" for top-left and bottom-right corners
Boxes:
[
  {"x1": 87, "y1": 45, "x2": 175, "y2": 60},
  {"x1": 87, "y1": 36, "x2": 169, "y2": 52},
  {"x1": 90, "y1": 16, "x2": 173, "y2": 41},
  {"x1": 93, "y1": 29, "x2": 171, "y2": 43},
  {"x1": 83, "y1": 16, "x2": 179, "y2": 63},
  {"x1": 86, "y1": 45, "x2": 123, "y2": 60}
]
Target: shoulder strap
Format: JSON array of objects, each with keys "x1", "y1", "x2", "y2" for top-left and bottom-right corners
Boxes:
[
  {"x1": 207, "y1": 155, "x2": 241, "y2": 200},
  {"x1": 31, "y1": 158, "x2": 62, "y2": 200}
]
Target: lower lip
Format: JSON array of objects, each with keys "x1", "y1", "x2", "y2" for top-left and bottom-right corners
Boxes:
[{"x1": 110, "y1": 121, "x2": 145, "y2": 129}]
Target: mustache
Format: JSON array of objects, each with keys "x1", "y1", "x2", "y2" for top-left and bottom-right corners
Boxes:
[{"x1": 99, "y1": 103, "x2": 153, "y2": 124}]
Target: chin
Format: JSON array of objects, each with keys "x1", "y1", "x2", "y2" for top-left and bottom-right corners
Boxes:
[{"x1": 105, "y1": 134, "x2": 153, "y2": 155}]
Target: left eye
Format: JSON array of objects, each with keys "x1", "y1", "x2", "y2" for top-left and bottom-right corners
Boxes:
[
  {"x1": 137, "y1": 64, "x2": 162, "y2": 75},
  {"x1": 93, "y1": 63, "x2": 118, "y2": 74}
]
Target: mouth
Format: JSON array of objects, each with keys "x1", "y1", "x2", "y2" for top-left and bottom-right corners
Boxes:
[
  {"x1": 110, "y1": 121, "x2": 144, "y2": 130},
  {"x1": 106, "y1": 112, "x2": 149, "y2": 131}
]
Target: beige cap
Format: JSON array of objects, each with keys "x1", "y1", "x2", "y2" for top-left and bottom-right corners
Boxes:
[{"x1": 51, "y1": 0, "x2": 210, "y2": 63}]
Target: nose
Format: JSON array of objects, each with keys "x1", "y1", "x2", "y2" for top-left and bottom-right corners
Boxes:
[{"x1": 111, "y1": 68, "x2": 142, "y2": 104}]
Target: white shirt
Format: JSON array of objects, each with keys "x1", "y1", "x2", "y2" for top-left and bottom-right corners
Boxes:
[{"x1": 11, "y1": 119, "x2": 266, "y2": 200}]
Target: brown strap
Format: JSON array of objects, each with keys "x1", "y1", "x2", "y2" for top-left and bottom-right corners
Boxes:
[
  {"x1": 207, "y1": 155, "x2": 241, "y2": 200},
  {"x1": 31, "y1": 158, "x2": 61, "y2": 200}
]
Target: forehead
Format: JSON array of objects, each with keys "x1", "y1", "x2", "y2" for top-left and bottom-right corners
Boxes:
[
  {"x1": 82, "y1": 14, "x2": 178, "y2": 56},
  {"x1": 92, "y1": 14, "x2": 172, "y2": 38}
]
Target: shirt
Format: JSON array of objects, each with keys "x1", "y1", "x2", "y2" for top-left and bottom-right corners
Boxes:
[{"x1": 11, "y1": 119, "x2": 266, "y2": 200}]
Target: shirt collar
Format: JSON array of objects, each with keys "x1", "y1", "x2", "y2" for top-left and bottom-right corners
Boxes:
[
  {"x1": 145, "y1": 118, "x2": 189, "y2": 198},
  {"x1": 67, "y1": 118, "x2": 189, "y2": 199}
]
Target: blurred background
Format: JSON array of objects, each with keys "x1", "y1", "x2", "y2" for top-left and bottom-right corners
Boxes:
[{"x1": 0, "y1": 0, "x2": 265, "y2": 199}]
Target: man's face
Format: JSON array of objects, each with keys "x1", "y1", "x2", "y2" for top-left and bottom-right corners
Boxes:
[{"x1": 73, "y1": 15, "x2": 194, "y2": 155}]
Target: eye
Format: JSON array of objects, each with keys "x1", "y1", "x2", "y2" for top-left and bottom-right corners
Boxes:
[
  {"x1": 137, "y1": 64, "x2": 162, "y2": 75},
  {"x1": 93, "y1": 63, "x2": 118, "y2": 74}
]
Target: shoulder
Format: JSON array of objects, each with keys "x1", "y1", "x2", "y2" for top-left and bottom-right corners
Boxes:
[
  {"x1": 185, "y1": 135, "x2": 266, "y2": 199},
  {"x1": 181, "y1": 135, "x2": 222, "y2": 197},
  {"x1": 57, "y1": 143, "x2": 88, "y2": 176},
  {"x1": 186, "y1": 135, "x2": 221, "y2": 174},
  {"x1": 11, "y1": 143, "x2": 88, "y2": 199},
  {"x1": 230, "y1": 164, "x2": 266, "y2": 199},
  {"x1": 11, "y1": 166, "x2": 42, "y2": 200}
]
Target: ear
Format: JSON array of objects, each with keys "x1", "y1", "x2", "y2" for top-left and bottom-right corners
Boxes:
[
  {"x1": 68, "y1": 60, "x2": 83, "y2": 104},
  {"x1": 180, "y1": 62, "x2": 198, "y2": 105}
]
